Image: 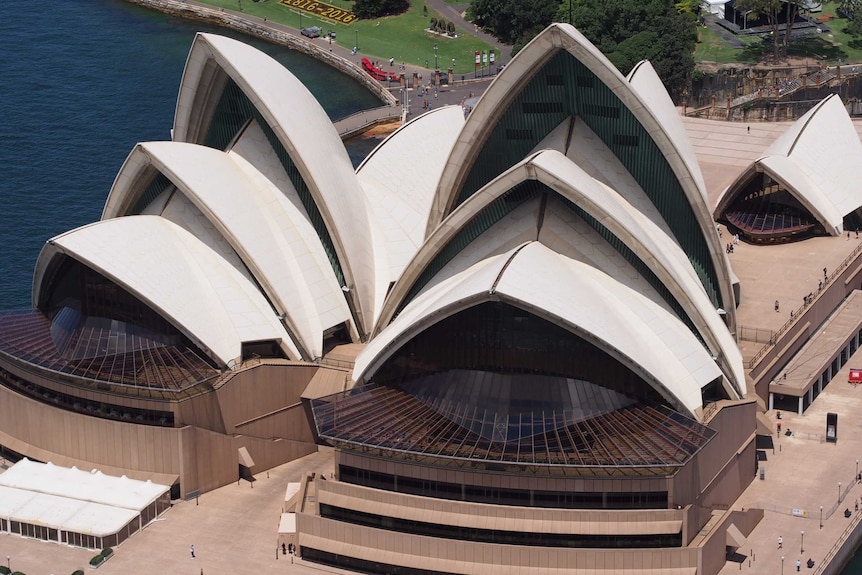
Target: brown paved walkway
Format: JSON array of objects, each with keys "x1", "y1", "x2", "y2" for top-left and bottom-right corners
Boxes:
[
  {"x1": 718, "y1": 356, "x2": 862, "y2": 574},
  {"x1": 0, "y1": 450, "x2": 340, "y2": 575}
]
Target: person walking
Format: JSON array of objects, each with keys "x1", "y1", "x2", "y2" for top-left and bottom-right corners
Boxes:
[
  {"x1": 775, "y1": 300, "x2": 780, "y2": 313},
  {"x1": 190, "y1": 544, "x2": 196, "y2": 558},
  {"x1": 778, "y1": 535, "x2": 783, "y2": 549}
]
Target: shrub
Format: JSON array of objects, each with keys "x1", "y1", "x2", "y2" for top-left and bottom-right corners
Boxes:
[
  {"x1": 430, "y1": 16, "x2": 437, "y2": 29},
  {"x1": 101, "y1": 548, "x2": 113, "y2": 558},
  {"x1": 0, "y1": 565, "x2": 10, "y2": 575},
  {"x1": 89, "y1": 555, "x2": 103, "y2": 567},
  {"x1": 72, "y1": 571, "x2": 85, "y2": 575},
  {"x1": 447, "y1": 21, "x2": 456, "y2": 35}
]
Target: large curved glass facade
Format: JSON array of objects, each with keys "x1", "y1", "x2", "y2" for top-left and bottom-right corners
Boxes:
[
  {"x1": 719, "y1": 172, "x2": 822, "y2": 243},
  {"x1": 312, "y1": 302, "x2": 715, "y2": 474},
  {"x1": 4, "y1": 257, "x2": 221, "y2": 391}
]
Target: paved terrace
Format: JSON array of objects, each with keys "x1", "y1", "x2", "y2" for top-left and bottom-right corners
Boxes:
[{"x1": 683, "y1": 116, "x2": 862, "y2": 364}]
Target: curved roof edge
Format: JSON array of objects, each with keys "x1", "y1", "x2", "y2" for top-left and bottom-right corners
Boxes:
[
  {"x1": 172, "y1": 32, "x2": 384, "y2": 337},
  {"x1": 357, "y1": 243, "x2": 721, "y2": 417},
  {"x1": 357, "y1": 105, "x2": 466, "y2": 286},
  {"x1": 379, "y1": 149, "x2": 744, "y2": 398},
  {"x1": 428, "y1": 23, "x2": 735, "y2": 329},
  {"x1": 33, "y1": 216, "x2": 298, "y2": 366},
  {"x1": 627, "y1": 60, "x2": 708, "y2": 199},
  {"x1": 104, "y1": 141, "x2": 360, "y2": 360},
  {"x1": 715, "y1": 95, "x2": 862, "y2": 237}
]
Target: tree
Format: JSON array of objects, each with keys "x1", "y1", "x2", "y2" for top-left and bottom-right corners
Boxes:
[
  {"x1": 837, "y1": 0, "x2": 862, "y2": 37},
  {"x1": 734, "y1": 0, "x2": 805, "y2": 60},
  {"x1": 557, "y1": 0, "x2": 697, "y2": 99},
  {"x1": 353, "y1": 0, "x2": 409, "y2": 19},
  {"x1": 467, "y1": 0, "x2": 559, "y2": 51}
]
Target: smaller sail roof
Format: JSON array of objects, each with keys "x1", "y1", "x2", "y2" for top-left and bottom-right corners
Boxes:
[
  {"x1": 716, "y1": 94, "x2": 862, "y2": 235},
  {"x1": 34, "y1": 216, "x2": 297, "y2": 366}
]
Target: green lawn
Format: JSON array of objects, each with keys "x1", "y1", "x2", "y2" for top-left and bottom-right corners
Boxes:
[
  {"x1": 186, "y1": 0, "x2": 496, "y2": 74},
  {"x1": 694, "y1": 25, "x2": 760, "y2": 63},
  {"x1": 695, "y1": 3, "x2": 862, "y2": 65}
]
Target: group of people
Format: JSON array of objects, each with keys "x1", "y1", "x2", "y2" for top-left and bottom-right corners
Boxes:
[{"x1": 718, "y1": 225, "x2": 740, "y2": 254}]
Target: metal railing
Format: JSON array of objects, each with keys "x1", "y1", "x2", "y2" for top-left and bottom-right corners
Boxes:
[
  {"x1": 814, "y1": 507, "x2": 862, "y2": 575},
  {"x1": 747, "y1": 241, "x2": 862, "y2": 369},
  {"x1": 333, "y1": 104, "x2": 401, "y2": 138},
  {"x1": 739, "y1": 325, "x2": 775, "y2": 344}
]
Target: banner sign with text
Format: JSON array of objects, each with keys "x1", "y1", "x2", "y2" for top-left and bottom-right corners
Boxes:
[{"x1": 279, "y1": 0, "x2": 357, "y2": 24}]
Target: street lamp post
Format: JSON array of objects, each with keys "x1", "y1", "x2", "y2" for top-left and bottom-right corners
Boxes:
[
  {"x1": 434, "y1": 43, "x2": 438, "y2": 70},
  {"x1": 5, "y1": 556, "x2": 9, "y2": 570},
  {"x1": 839, "y1": 481, "x2": 843, "y2": 503},
  {"x1": 857, "y1": 459, "x2": 859, "y2": 480},
  {"x1": 354, "y1": 30, "x2": 358, "y2": 51},
  {"x1": 800, "y1": 530, "x2": 804, "y2": 554},
  {"x1": 820, "y1": 505, "x2": 824, "y2": 529},
  {"x1": 781, "y1": 556, "x2": 785, "y2": 575}
]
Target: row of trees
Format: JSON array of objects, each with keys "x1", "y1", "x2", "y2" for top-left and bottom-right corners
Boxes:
[{"x1": 467, "y1": 0, "x2": 699, "y2": 98}]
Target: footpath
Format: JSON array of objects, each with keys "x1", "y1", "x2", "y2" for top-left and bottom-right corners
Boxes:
[{"x1": 130, "y1": 0, "x2": 505, "y2": 128}]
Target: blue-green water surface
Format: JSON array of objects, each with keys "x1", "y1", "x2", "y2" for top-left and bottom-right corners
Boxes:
[{"x1": 0, "y1": 0, "x2": 379, "y2": 309}]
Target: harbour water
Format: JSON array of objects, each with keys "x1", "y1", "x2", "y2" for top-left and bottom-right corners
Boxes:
[{"x1": 0, "y1": 0, "x2": 379, "y2": 310}]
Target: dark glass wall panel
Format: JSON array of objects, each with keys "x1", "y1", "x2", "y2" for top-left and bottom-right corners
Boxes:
[{"x1": 455, "y1": 51, "x2": 722, "y2": 308}]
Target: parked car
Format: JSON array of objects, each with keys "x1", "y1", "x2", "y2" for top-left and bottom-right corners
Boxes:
[{"x1": 301, "y1": 26, "x2": 322, "y2": 39}]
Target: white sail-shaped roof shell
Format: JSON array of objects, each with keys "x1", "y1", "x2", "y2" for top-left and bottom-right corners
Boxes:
[
  {"x1": 378, "y1": 149, "x2": 744, "y2": 399},
  {"x1": 429, "y1": 23, "x2": 735, "y2": 332},
  {"x1": 356, "y1": 242, "x2": 719, "y2": 417},
  {"x1": 626, "y1": 60, "x2": 708, "y2": 200},
  {"x1": 715, "y1": 94, "x2": 862, "y2": 235},
  {"x1": 356, "y1": 105, "x2": 465, "y2": 284},
  {"x1": 102, "y1": 141, "x2": 353, "y2": 360},
  {"x1": 33, "y1": 216, "x2": 297, "y2": 366},
  {"x1": 170, "y1": 32, "x2": 386, "y2": 335}
]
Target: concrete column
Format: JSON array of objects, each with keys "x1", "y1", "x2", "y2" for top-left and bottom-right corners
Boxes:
[
  {"x1": 798, "y1": 396, "x2": 804, "y2": 416},
  {"x1": 818, "y1": 376, "x2": 823, "y2": 395},
  {"x1": 769, "y1": 392, "x2": 774, "y2": 411},
  {"x1": 808, "y1": 387, "x2": 814, "y2": 405}
]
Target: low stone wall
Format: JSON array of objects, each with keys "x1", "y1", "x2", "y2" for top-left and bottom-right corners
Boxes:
[{"x1": 126, "y1": 0, "x2": 397, "y2": 108}]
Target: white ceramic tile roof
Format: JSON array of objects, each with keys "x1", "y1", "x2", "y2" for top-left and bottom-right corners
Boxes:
[
  {"x1": 429, "y1": 23, "x2": 735, "y2": 330},
  {"x1": 380, "y1": 150, "x2": 744, "y2": 398},
  {"x1": 356, "y1": 105, "x2": 465, "y2": 283},
  {"x1": 33, "y1": 216, "x2": 297, "y2": 366},
  {"x1": 357, "y1": 243, "x2": 718, "y2": 416},
  {"x1": 774, "y1": 95, "x2": 862, "y2": 232},
  {"x1": 563, "y1": 118, "x2": 674, "y2": 238},
  {"x1": 172, "y1": 33, "x2": 384, "y2": 335},
  {"x1": 229, "y1": 124, "x2": 357, "y2": 344},
  {"x1": 716, "y1": 95, "x2": 862, "y2": 235},
  {"x1": 530, "y1": 151, "x2": 744, "y2": 397},
  {"x1": 627, "y1": 60, "x2": 708, "y2": 200},
  {"x1": 105, "y1": 140, "x2": 351, "y2": 359}
]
